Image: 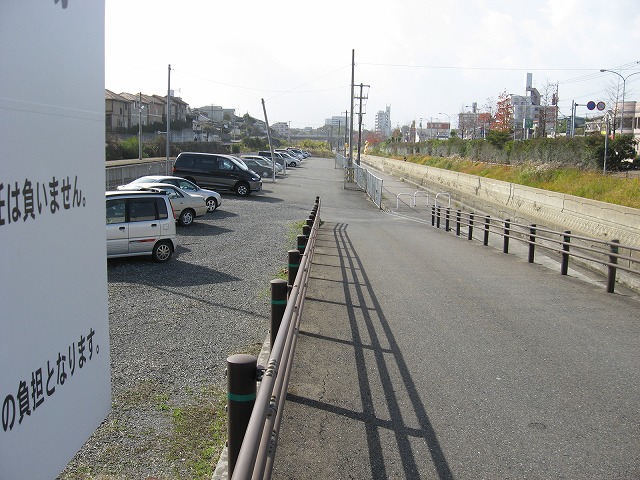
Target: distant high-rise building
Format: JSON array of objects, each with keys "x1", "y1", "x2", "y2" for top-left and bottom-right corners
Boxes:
[
  {"x1": 325, "y1": 115, "x2": 349, "y2": 129},
  {"x1": 375, "y1": 105, "x2": 392, "y2": 138}
]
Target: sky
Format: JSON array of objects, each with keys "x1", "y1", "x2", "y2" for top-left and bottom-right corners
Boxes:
[{"x1": 105, "y1": 0, "x2": 640, "y2": 130}]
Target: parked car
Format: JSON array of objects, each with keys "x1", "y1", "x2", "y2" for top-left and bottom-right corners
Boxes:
[
  {"x1": 287, "y1": 147, "x2": 309, "y2": 158},
  {"x1": 239, "y1": 156, "x2": 278, "y2": 177},
  {"x1": 106, "y1": 190, "x2": 176, "y2": 263},
  {"x1": 117, "y1": 175, "x2": 222, "y2": 212},
  {"x1": 172, "y1": 152, "x2": 262, "y2": 196},
  {"x1": 259, "y1": 150, "x2": 300, "y2": 167},
  {"x1": 241, "y1": 155, "x2": 283, "y2": 173},
  {"x1": 275, "y1": 149, "x2": 303, "y2": 165},
  {"x1": 120, "y1": 183, "x2": 208, "y2": 226},
  {"x1": 281, "y1": 148, "x2": 304, "y2": 160}
]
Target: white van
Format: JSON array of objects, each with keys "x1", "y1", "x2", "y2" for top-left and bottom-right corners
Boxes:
[{"x1": 106, "y1": 190, "x2": 177, "y2": 262}]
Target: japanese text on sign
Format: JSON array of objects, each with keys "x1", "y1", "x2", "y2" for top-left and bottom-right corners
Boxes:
[
  {"x1": 2, "y1": 327, "x2": 100, "y2": 433},
  {"x1": 0, "y1": 175, "x2": 86, "y2": 227}
]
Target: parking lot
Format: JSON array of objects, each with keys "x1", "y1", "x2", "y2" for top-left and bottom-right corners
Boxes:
[{"x1": 61, "y1": 157, "x2": 332, "y2": 479}]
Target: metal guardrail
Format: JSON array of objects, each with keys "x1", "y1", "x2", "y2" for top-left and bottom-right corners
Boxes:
[
  {"x1": 336, "y1": 154, "x2": 383, "y2": 209},
  {"x1": 227, "y1": 197, "x2": 321, "y2": 479},
  {"x1": 428, "y1": 205, "x2": 640, "y2": 293}
]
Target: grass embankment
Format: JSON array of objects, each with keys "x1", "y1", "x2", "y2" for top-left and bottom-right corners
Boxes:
[{"x1": 402, "y1": 155, "x2": 640, "y2": 209}]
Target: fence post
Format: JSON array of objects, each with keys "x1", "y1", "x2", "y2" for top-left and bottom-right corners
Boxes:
[
  {"x1": 270, "y1": 279, "x2": 288, "y2": 348},
  {"x1": 296, "y1": 234, "x2": 307, "y2": 255},
  {"x1": 561, "y1": 231, "x2": 571, "y2": 275},
  {"x1": 288, "y1": 249, "x2": 301, "y2": 289},
  {"x1": 302, "y1": 224, "x2": 311, "y2": 238},
  {"x1": 431, "y1": 206, "x2": 435, "y2": 226},
  {"x1": 503, "y1": 219, "x2": 510, "y2": 253},
  {"x1": 528, "y1": 224, "x2": 537, "y2": 263},
  {"x1": 607, "y1": 239, "x2": 620, "y2": 293},
  {"x1": 483, "y1": 216, "x2": 490, "y2": 246},
  {"x1": 456, "y1": 210, "x2": 461, "y2": 236},
  {"x1": 227, "y1": 354, "x2": 257, "y2": 479},
  {"x1": 445, "y1": 208, "x2": 451, "y2": 232},
  {"x1": 468, "y1": 212, "x2": 474, "y2": 241},
  {"x1": 436, "y1": 206, "x2": 441, "y2": 228}
]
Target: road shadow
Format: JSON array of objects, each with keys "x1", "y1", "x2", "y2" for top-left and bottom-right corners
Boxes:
[{"x1": 281, "y1": 222, "x2": 453, "y2": 479}]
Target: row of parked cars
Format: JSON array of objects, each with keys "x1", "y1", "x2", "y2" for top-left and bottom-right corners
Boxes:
[{"x1": 106, "y1": 148, "x2": 310, "y2": 263}]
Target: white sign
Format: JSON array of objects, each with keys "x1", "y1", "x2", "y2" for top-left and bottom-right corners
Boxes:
[{"x1": 0, "y1": 2, "x2": 110, "y2": 479}]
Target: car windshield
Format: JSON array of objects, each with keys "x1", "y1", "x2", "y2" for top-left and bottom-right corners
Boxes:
[
  {"x1": 176, "y1": 179, "x2": 199, "y2": 191},
  {"x1": 230, "y1": 156, "x2": 249, "y2": 171},
  {"x1": 132, "y1": 176, "x2": 157, "y2": 184}
]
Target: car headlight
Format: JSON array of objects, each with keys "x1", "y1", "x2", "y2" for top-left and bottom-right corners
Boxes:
[{"x1": 252, "y1": 175, "x2": 260, "y2": 181}]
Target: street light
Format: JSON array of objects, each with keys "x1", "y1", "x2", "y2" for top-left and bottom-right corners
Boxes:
[
  {"x1": 599, "y1": 67, "x2": 640, "y2": 135},
  {"x1": 438, "y1": 112, "x2": 451, "y2": 138}
]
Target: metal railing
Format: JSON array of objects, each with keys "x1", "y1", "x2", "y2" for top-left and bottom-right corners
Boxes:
[
  {"x1": 336, "y1": 154, "x2": 383, "y2": 209},
  {"x1": 226, "y1": 198, "x2": 321, "y2": 479},
  {"x1": 428, "y1": 206, "x2": 640, "y2": 293}
]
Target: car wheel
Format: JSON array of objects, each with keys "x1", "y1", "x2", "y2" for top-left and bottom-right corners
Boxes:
[
  {"x1": 178, "y1": 209, "x2": 195, "y2": 226},
  {"x1": 152, "y1": 240, "x2": 173, "y2": 263},
  {"x1": 235, "y1": 182, "x2": 251, "y2": 197},
  {"x1": 205, "y1": 197, "x2": 218, "y2": 212}
]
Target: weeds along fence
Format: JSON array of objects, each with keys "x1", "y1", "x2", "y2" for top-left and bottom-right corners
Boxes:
[
  {"x1": 225, "y1": 198, "x2": 321, "y2": 480},
  {"x1": 336, "y1": 154, "x2": 383, "y2": 208},
  {"x1": 426, "y1": 204, "x2": 640, "y2": 293}
]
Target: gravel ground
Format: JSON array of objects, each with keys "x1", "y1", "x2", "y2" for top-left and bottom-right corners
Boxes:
[{"x1": 58, "y1": 176, "x2": 318, "y2": 480}]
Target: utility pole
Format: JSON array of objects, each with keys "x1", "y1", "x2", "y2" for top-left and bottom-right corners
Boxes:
[
  {"x1": 138, "y1": 92, "x2": 142, "y2": 160},
  {"x1": 166, "y1": 64, "x2": 171, "y2": 173},
  {"x1": 262, "y1": 98, "x2": 278, "y2": 180},
  {"x1": 355, "y1": 83, "x2": 369, "y2": 165},
  {"x1": 349, "y1": 49, "x2": 355, "y2": 171},
  {"x1": 344, "y1": 110, "x2": 348, "y2": 156}
]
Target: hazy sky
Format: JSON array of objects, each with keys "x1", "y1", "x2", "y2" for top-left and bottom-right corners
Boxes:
[{"x1": 106, "y1": 0, "x2": 640, "y2": 129}]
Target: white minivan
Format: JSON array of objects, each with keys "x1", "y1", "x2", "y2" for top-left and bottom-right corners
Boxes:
[{"x1": 106, "y1": 190, "x2": 177, "y2": 263}]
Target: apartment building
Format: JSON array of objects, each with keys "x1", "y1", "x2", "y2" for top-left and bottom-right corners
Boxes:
[
  {"x1": 105, "y1": 90, "x2": 188, "y2": 133},
  {"x1": 374, "y1": 105, "x2": 392, "y2": 139}
]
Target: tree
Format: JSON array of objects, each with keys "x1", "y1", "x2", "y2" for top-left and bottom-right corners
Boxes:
[
  {"x1": 536, "y1": 80, "x2": 557, "y2": 138},
  {"x1": 604, "y1": 135, "x2": 638, "y2": 171},
  {"x1": 492, "y1": 90, "x2": 513, "y2": 132},
  {"x1": 602, "y1": 77, "x2": 623, "y2": 135},
  {"x1": 486, "y1": 130, "x2": 512, "y2": 150}
]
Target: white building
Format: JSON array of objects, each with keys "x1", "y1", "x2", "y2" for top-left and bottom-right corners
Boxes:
[
  {"x1": 325, "y1": 115, "x2": 349, "y2": 129},
  {"x1": 271, "y1": 122, "x2": 290, "y2": 139},
  {"x1": 375, "y1": 105, "x2": 392, "y2": 139}
]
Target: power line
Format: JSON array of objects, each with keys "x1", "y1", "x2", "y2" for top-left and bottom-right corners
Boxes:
[
  {"x1": 175, "y1": 65, "x2": 351, "y2": 98},
  {"x1": 358, "y1": 62, "x2": 598, "y2": 72}
]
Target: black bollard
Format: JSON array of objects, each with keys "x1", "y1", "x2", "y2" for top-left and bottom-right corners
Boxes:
[
  {"x1": 607, "y1": 240, "x2": 620, "y2": 293},
  {"x1": 227, "y1": 354, "x2": 257, "y2": 478},
  {"x1": 296, "y1": 234, "x2": 307, "y2": 255},
  {"x1": 270, "y1": 279, "x2": 288, "y2": 348}
]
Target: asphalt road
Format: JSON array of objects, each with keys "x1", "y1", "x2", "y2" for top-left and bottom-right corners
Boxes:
[{"x1": 270, "y1": 158, "x2": 640, "y2": 479}]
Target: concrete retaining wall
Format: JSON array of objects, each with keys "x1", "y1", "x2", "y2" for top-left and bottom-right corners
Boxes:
[{"x1": 362, "y1": 155, "x2": 640, "y2": 248}]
